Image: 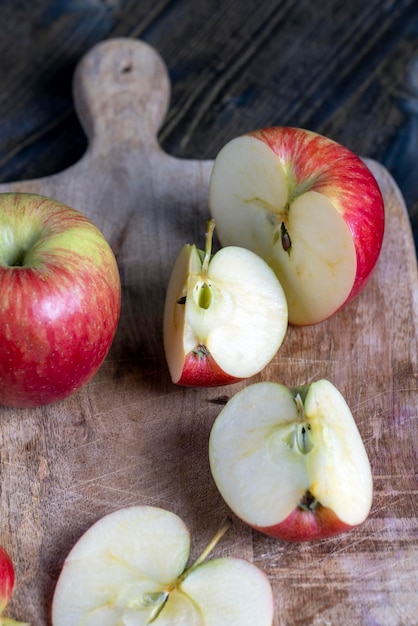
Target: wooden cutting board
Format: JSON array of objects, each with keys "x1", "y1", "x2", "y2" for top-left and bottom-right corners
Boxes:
[{"x1": 0, "y1": 38, "x2": 417, "y2": 625}]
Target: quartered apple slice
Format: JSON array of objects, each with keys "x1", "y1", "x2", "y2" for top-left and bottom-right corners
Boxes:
[
  {"x1": 163, "y1": 220, "x2": 288, "y2": 386},
  {"x1": 209, "y1": 380, "x2": 373, "y2": 541},
  {"x1": 51, "y1": 506, "x2": 274, "y2": 626}
]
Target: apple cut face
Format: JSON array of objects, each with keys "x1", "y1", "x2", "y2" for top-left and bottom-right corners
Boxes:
[
  {"x1": 209, "y1": 131, "x2": 384, "y2": 325},
  {"x1": 52, "y1": 507, "x2": 190, "y2": 626},
  {"x1": 209, "y1": 380, "x2": 373, "y2": 541},
  {"x1": 51, "y1": 506, "x2": 274, "y2": 626},
  {"x1": 163, "y1": 238, "x2": 288, "y2": 386},
  {"x1": 178, "y1": 557, "x2": 274, "y2": 626}
]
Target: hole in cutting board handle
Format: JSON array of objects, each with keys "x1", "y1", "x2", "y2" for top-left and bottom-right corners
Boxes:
[
  {"x1": 121, "y1": 59, "x2": 133, "y2": 74},
  {"x1": 72, "y1": 38, "x2": 171, "y2": 149}
]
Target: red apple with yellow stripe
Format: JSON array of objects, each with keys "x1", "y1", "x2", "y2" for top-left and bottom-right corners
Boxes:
[{"x1": 0, "y1": 192, "x2": 121, "y2": 408}]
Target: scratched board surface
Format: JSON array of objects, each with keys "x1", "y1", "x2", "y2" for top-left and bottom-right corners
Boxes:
[{"x1": 0, "y1": 39, "x2": 416, "y2": 625}]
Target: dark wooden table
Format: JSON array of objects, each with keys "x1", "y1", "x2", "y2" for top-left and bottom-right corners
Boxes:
[
  {"x1": 0, "y1": 0, "x2": 417, "y2": 251},
  {"x1": 0, "y1": 2, "x2": 417, "y2": 625}
]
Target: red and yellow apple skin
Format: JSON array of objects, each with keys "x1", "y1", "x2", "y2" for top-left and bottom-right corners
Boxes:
[
  {"x1": 253, "y1": 501, "x2": 353, "y2": 542},
  {"x1": 0, "y1": 546, "x2": 14, "y2": 614},
  {"x1": 176, "y1": 346, "x2": 242, "y2": 387},
  {"x1": 209, "y1": 380, "x2": 373, "y2": 542},
  {"x1": 251, "y1": 127, "x2": 384, "y2": 301},
  {"x1": 0, "y1": 193, "x2": 121, "y2": 408},
  {"x1": 0, "y1": 545, "x2": 28, "y2": 625},
  {"x1": 209, "y1": 127, "x2": 385, "y2": 325}
]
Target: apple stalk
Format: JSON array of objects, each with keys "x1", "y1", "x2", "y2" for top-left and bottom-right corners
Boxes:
[{"x1": 145, "y1": 518, "x2": 232, "y2": 624}]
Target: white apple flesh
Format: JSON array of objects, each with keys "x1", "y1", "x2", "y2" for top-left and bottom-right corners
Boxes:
[
  {"x1": 163, "y1": 220, "x2": 288, "y2": 386},
  {"x1": 51, "y1": 506, "x2": 274, "y2": 626},
  {"x1": 209, "y1": 380, "x2": 373, "y2": 541},
  {"x1": 209, "y1": 128, "x2": 385, "y2": 325}
]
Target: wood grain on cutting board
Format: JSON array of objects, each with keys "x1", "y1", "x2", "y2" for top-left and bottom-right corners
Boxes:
[{"x1": 0, "y1": 38, "x2": 416, "y2": 625}]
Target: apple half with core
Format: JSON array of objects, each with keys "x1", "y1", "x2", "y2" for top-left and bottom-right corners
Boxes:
[
  {"x1": 0, "y1": 192, "x2": 121, "y2": 408},
  {"x1": 0, "y1": 545, "x2": 29, "y2": 625},
  {"x1": 51, "y1": 505, "x2": 274, "y2": 625},
  {"x1": 209, "y1": 127, "x2": 385, "y2": 325},
  {"x1": 209, "y1": 380, "x2": 373, "y2": 541},
  {"x1": 163, "y1": 219, "x2": 288, "y2": 386}
]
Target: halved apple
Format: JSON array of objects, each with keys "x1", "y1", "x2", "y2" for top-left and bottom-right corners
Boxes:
[
  {"x1": 51, "y1": 506, "x2": 274, "y2": 625},
  {"x1": 209, "y1": 127, "x2": 385, "y2": 325},
  {"x1": 163, "y1": 220, "x2": 288, "y2": 386},
  {"x1": 209, "y1": 380, "x2": 373, "y2": 541}
]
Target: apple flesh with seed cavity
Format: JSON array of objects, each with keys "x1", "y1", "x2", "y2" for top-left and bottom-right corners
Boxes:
[
  {"x1": 51, "y1": 505, "x2": 274, "y2": 626},
  {"x1": 0, "y1": 545, "x2": 29, "y2": 625},
  {"x1": 0, "y1": 192, "x2": 121, "y2": 408},
  {"x1": 163, "y1": 220, "x2": 288, "y2": 386},
  {"x1": 209, "y1": 379, "x2": 373, "y2": 541},
  {"x1": 209, "y1": 127, "x2": 385, "y2": 325}
]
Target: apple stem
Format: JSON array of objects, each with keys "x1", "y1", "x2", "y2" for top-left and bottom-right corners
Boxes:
[
  {"x1": 146, "y1": 518, "x2": 231, "y2": 624},
  {"x1": 201, "y1": 219, "x2": 216, "y2": 275},
  {"x1": 178, "y1": 517, "x2": 232, "y2": 583}
]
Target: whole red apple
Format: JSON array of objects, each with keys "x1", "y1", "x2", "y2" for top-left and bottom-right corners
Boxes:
[
  {"x1": 209, "y1": 127, "x2": 385, "y2": 325},
  {"x1": 0, "y1": 193, "x2": 121, "y2": 408}
]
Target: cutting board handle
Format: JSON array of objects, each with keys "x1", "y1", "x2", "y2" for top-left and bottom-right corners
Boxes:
[{"x1": 72, "y1": 37, "x2": 171, "y2": 151}]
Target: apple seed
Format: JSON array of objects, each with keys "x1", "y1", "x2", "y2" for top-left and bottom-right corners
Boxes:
[
  {"x1": 144, "y1": 591, "x2": 169, "y2": 624},
  {"x1": 194, "y1": 280, "x2": 212, "y2": 309},
  {"x1": 284, "y1": 423, "x2": 314, "y2": 455},
  {"x1": 191, "y1": 219, "x2": 216, "y2": 311},
  {"x1": 280, "y1": 222, "x2": 292, "y2": 252}
]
